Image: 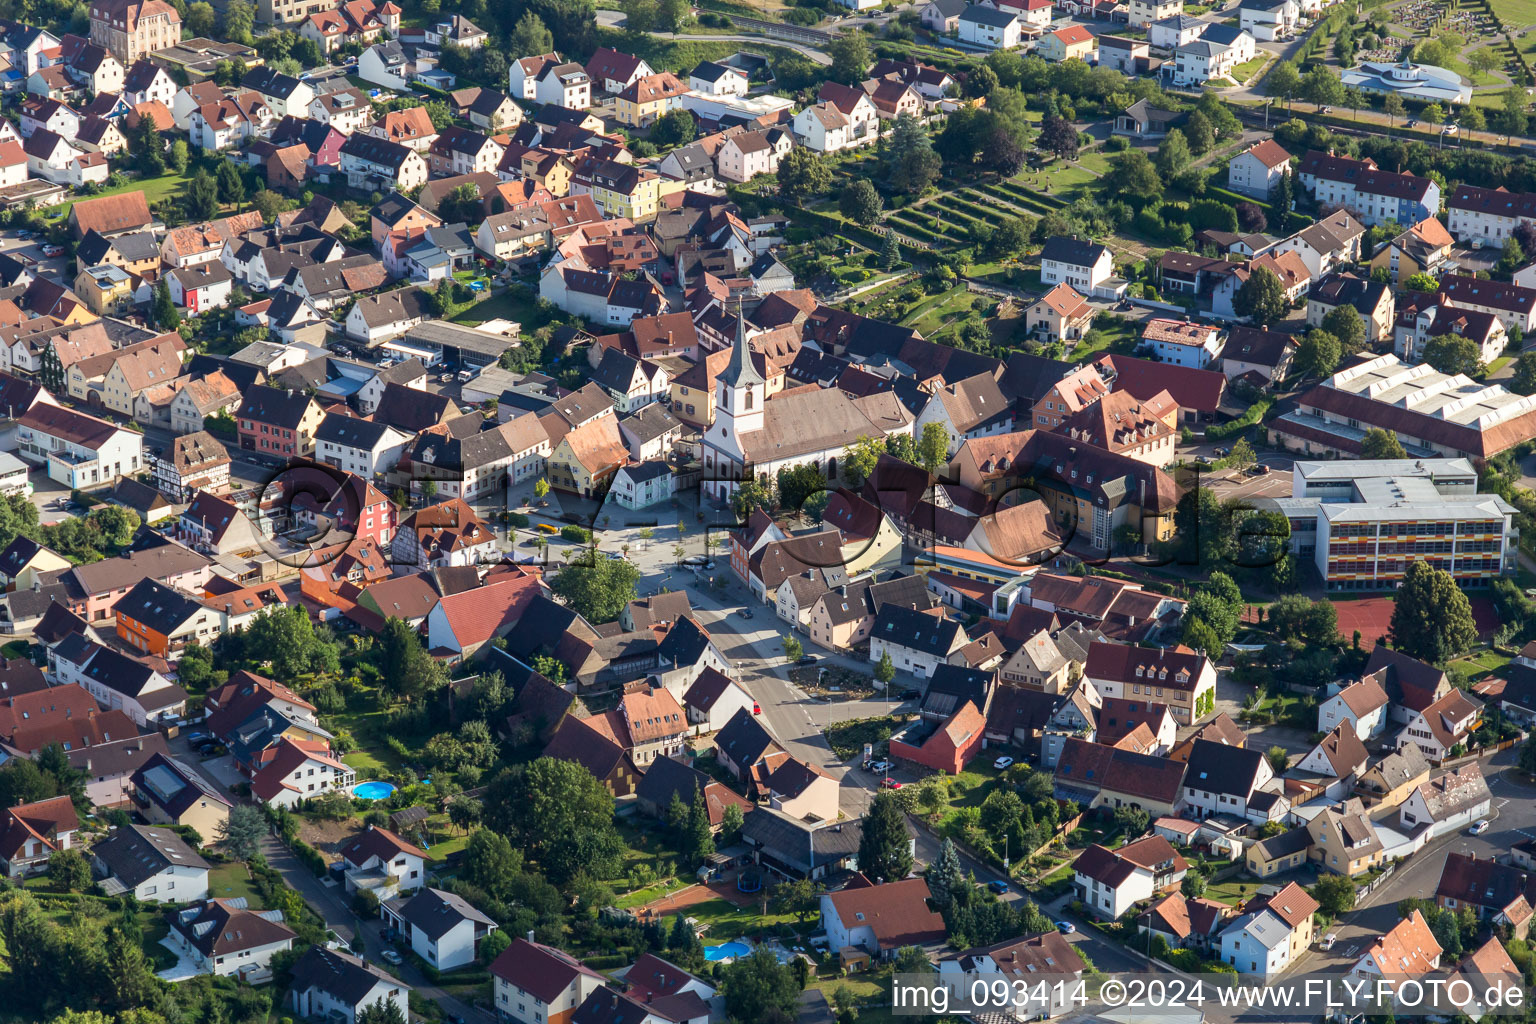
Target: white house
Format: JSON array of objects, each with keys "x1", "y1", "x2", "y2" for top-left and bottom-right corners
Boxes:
[
  {"x1": 1397, "y1": 763, "x2": 1491, "y2": 839},
  {"x1": 1039, "y1": 236, "x2": 1124, "y2": 300},
  {"x1": 716, "y1": 128, "x2": 792, "y2": 183},
  {"x1": 1317, "y1": 677, "x2": 1390, "y2": 741},
  {"x1": 337, "y1": 826, "x2": 427, "y2": 900},
  {"x1": 289, "y1": 947, "x2": 411, "y2": 1024},
  {"x1": 1141, "y1": 319, "x2": 1223, "y2": 369},
  {"x1": 1129, "y1": 0, "x2": 1182, "y2": 25},
  {"x1": 53, "y1": 638, "x2": 186, "y2": 727},
  {"x1": 169, "y1": 898, "x2": 296, "y2": 978},
  {"x1": 682, "y1": 666, "x2": 756, "y2": 732},
  {"x1": 1150, "y1": 13, "x2": 1208, "y2": 48},
  {"x1": 249, "y1": 737, "x2": 355, "y2": 809},
  {"x1": 490, "y1": 938, "x2": 608, "y2": 1024},
  {"x1": 610, "y1": 460, "x2": 674, "y2": 510},
  {"x1": 868, "y1": 604, "x2": 969, "y2": 680},
  {"x1": 958, "y1": 5, "x2": 1023, "y2": 49},
  {"x1": 315, "y1": 413, "x2": 412, "y2": 479},
  {"x1": 1396, "y1": 689, "x2": 1483, "y2": 761},
  {"x1": 1181, "y1": 739, "x2": 1275, "y2": 820},
  {"x1": 15, "y1": 403, "x2": 144, "y2": 490},
  {"x1": 534, "y1": 61, "x2": 592, "y2": 109},
  {"x1": 91, "y1": 824, "x2": 209, "y2": 903},
  {"x1": 381, "y1": 888, "x2": 498, "y2": 972},
  {"x1": 1238, "y1": 0, "x2": 1299, "y2": 40},
  {"x1": 1228, "y1": 138, "x2": 1292, "y2": 198},
  {"x1": 1173, "y1": 25, "x2": 1257, "y2": 86},
  {"x1": 689, "y1": 60, "x2": 748, "y2": 96},
  {"x1": 820, "y1": 878, "x2": 945, "y2": 958},
  {"x1": 794, "y1": 102, "x2": 853, "y2": 154},
  {"x1": 912, "y1": 372, "x2": 1013, "y2": 455},
  {"x1": 1073, "y1": 837, "x2": 1188, "y2": 919}
]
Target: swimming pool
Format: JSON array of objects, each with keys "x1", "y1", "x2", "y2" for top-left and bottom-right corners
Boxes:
[
  {"x1": 703, "y1": 941, "x2": 751, "y2": 961},
  {"x1": 352, "y1": 781, "x2": 397, "y2": 800}
]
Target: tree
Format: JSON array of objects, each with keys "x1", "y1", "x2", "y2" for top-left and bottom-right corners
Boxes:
[
  {"x1": 225, "y1": 0, "x2": 255, "y2": 42},
  {"x1": 881, "y1": 231, "x2": 901, "y2": 270},
  {"x1": 151, "y1": 279, "x2": 180, "y2": 331},
  {"x1": 463, "y1": 829, "x2": 521, "y2": 897},
  {"x1": 1228, "y1": 438, "x2": 1256, "y2": 474},
  {"x1": 1301, "y1": 66, "x2": 1344, "y2": 109},
  {"x1": 1463, "y1": 104, "x2": 1487, "y2": 140},
  {"x1": 839, "y1": 180, "x2": 883, "y2": 226},
  {"x1": 511, "y1": 11, "x2": 555, "y2": 53},
  {"x1": 782, "y1": 635, "x2": 803, "y2": 663},
  {"x1": 187, "y1": 167, "x2": 219, "y2": 219},
  {"x1": 1345, "y1": 86, "x2": 1366, "y2": 120},
  {"x1": 376, "y1": 616, "x2": 444, "y2": 703},
  {"x1": 1114, "y1": 805, "x2": 1149, "y2": 838},
  {"x1": 721, "y1": 947, "x2": 801, "y2": 1024},
  {"x1": 1321, "y1": 304, "x2": 1366, "y2": 354},
  {"x1": 440, "y1": 183, "x2": 483, "y2": 225},
  {"x1": 1102, "y1": 151, "x2": 1161, "y2": 205},
  {"x1": 1266, "y1": 745, "x2": 1289, "y2": 774},
  {"x1": 549, "y1": 553, "x2": 641, "y2": 624},
  {"x1": 1312, "y1": 874, "x2": 1357, "y2": 917},
  {"x1": 216, "y1": 804, "x2": 265, "y2": 860},
  {"x1": 1182, "y1": 872, "x2": 1207, "y2": 898},
  {"x1": 1383, "y1": 93, "x2": 1406, "y2": 126},
  {"x1": 1404, "y1": 273, "x2": 1440, "y2": 294},
  {"x1": 1469, "y1": 46, "x2": 1501, "y2": 78},
  {"x1": 1267, "y1": 61, "x2": 1301, "y2": 106},
  {"x1": 485, "y1": 757, "x2": 624, "y2": 885},
  {"x1": 651, "y1": 107, "x2": 696, "y2": 148},
  {"x1": 1038, "y1": 115, "x2": 1078, "y2": 160},
  {"x1": 885, "y1": 114, "x2": 941, "y2": 194},
  {"x1": 1156, "y1": 129, "x2": 1192, "y2": 176},
  {"x1": 357, "y1": 1001, "x2": 408, "y2": 1024},
  {"x1": 1233, "y1": 266, "x2": 1287, "y2": 326},
  {"x1": 917, "y1": 421, "x2": 950, "y2": 474},
  {"x1": 1391, "y1": 560, "x2": 1478, "y2": 663},
  {"x1": 185, "y1": 0, "x2": 216, "y2": 34},
  {"x1": 1360, "y1": 427, "x2": 1408, "y2": 460},
  {"x1": 927, "y1": 837, "x2": 964, "y2": 909},
  {"x1": 47, "y1": 847, "x2": 89, "y2": 892},
  {"x1": 1295, "y1": 328, "x2": 1340, "y2": 378},
  {"x1": 168, "y1": 139, "x2": 189, "y2": 176},
  {"x1": 1268, "y1": 593, "x2": 1338, "y2": 647},
  {"x1": 1519, "y1": 733, "x2": 1536, "y2": 776},
  {"x1": 858, "y1": 790, "x2": 914, "y2": 882},
  {"x1": 830, "y1": 28, "x2": 870, "y2": 84},
  {"x1": 776, "y1": 147, "x2": 831, "y2": 205},
  {"x1": 1511, "y1": 351, "x2": 1536, "y2": 395},
  {"x1": 533, "y1": 477, "x2": 550, "y2": 499},
  {"x1": 874, "y1": 651, "x2": 895, "y2": 687},
  {"x1": 1184, "y1": 109, "x2": 1215, "y2": 154},
  {"x1": 1421, "y1": 103, "x2": 1445, "y2": 126},
  {"x1": 1423, "y1": 334, "x2": 1483, "y2": 376},
  {"x1": 730, "y1": 477, "x2": 776, "y2": 520}
]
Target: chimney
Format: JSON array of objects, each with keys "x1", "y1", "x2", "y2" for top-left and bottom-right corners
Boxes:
[{"x1": 527, "y1": 929, "x2": 535, "y2": 941}]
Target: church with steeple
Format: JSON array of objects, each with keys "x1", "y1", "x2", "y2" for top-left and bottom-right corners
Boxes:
[{"x1": 700, "y1": 307, "x2": 915, "y2": 503}]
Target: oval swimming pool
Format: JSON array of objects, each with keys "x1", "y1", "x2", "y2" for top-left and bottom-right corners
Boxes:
[
  {"x1": 703, "y1": 941, "x2": 751, "y2": 962},
  {"x1": 352, "y1": 781, "x2": 397, "y2": 800}
]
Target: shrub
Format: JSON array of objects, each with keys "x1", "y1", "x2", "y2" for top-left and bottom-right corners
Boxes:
[
  {"x1": 505, "y1": 511, "x2": 529, "y2": 527},
  {"x1": 560, "y1": 525, "x2": 592, "y2": 543}
]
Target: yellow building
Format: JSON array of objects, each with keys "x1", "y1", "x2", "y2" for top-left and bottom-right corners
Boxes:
[
  {"x1": 547, "y1": 414, "x2": 628, "y2": 498},
  {"x1": 577, "y1": 159, "x2": 663, "y2": 223},
  {"x1": 74, "y1": 264, "x2": 135, "y2": 317},
  {"x1": 615, "y1": 71, "x2": 689, "y2": 128},
  {"x1": 1369, "y1": 216, "x2": 1454, "y2": 285}
]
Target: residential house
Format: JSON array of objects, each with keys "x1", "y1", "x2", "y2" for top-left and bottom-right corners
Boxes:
[
  {"x1": 959, "y1": 5, "x2": 1023, "y2": 49},
  {"x1": 1037, "y1": 24, "x2": 1097, "y2": 61},
  {"x1": 129, "y1": 752, "x2": 231, "y2": 843},
  {"x1": 1399, "y1": 762, "x2": 1491, "y2": 839},
  {"x1": 168, "y1": 898, "x2": 295, "y2": 978},
  {"x1": 337, "y1": 825, "x2": 427, "y2": 900},
  {"x1": 1397, "y1": 689, "x2": 1483, "y2": 761},
  {"x1": 490, "y1": 938, "x2": 607, "y2": 1024},
  {"x1": 1181, "y1": 738, "x2": 1276, "y2": 821},
  {"x1": 1083, "y1": 642, "x2": 1214, "y2": 726},
  {"x1": 0, "y1": 796, "x2": 79, "y2": 877},
  {"x1": 1073, "y1": 836, "x2": 1188, "y2": 919},
  {"x1": 1318, "y1": 677, "x2": 1390, "y2": 740},
  {"x1": 91, "y1": 823, "x2": 209, "y2": 902},
  {"x1": 288, "y1": 947, "x2": 410, "y2": 1024},
  {"x1": 1218, "y1": 882, "x2": 1318, "y2": 978},
  {"x1": 820, "y1": 877, "x2": 946, "y2": 959},
  {"x1": 381, "y1": 888, "x2": 497, "y2": 972}
]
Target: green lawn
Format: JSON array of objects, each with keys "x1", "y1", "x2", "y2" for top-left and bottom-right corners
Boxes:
[
  {"x1": 1493, "y1": 0, "x2": 1536, "y2": 27},
  {"x1": 1489, "y1": 354, "x2": 1515, "y2": 374},
  {"x1": 688, "y1": 897, "x2": 805, "y2": 942},
  {"x1": 450, "y1": 287, "x2": 548, "y2": 328},
  {"x1": 1448, "y1": 649, "x2": 1511, "y2": 682},
  {"x1": 206, "y1": 861, "x2": 264, "y2": 907},
  {"x1": 44, "y1": 169, "x2": 195, "y2": 217},
  {"x1": 1076, "y1": 151, "x2": 1112, "y2": 174},
  {"x1": 1231, "y1": 55, "x2": 1269, "y2": 82}
]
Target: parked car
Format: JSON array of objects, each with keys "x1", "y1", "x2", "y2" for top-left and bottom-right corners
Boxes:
[
  {"x1": 992, "y1": 756, "x2": 1015, "y2": 771},
  {"x1": 1469, "y1": 819, "x2": 1491, "y2": 835},
  {"x1": 736, "y1": 608, "x2": 754, "y2": 619},
  {"x1": 751, "y1": 702, "x2": 761, "y2": 715},
  {"x1": 380, "y1": 950, "x2": 403, "y2": 965},
  {"x1": 987, "y1": 879, "x2": 1009, "y2": 894},
  {"x1": 796, "y1": 655, "x2": 817, "y2": 666},
  {"x1": 899, "y1": 688, "x2": 922, "y2": 701},
  {"x1": 41, "y1": 244, "x2": 62, "y2": 257},
  {"x1": 1319, "y1": 934, "x2": 1337, "y2": 951},
  {"x1": 881, "y1": 777, "x2": 902, "y2": 789},
  {"x1": 1055, "y1": 921, "x2": 1075, "y2": 934},
  {"x1": 867, "y1": 760, "x2": 891, "y2": 773}
]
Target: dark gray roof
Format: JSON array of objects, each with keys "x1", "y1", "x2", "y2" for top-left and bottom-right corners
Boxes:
[
  {"x1": 872, "y1": 604, "x2": 964, "y2": 658},
  {"x1": 316, "y1": 411, "x2": 404, "y2": 450},
  {"x1": 113, "y1": 578, "x2": 205, "y2": 637},
  {"x1": 1184, "y1": 738, "x2": 1269, "y2": 798},
  {"x1": 383, "y1": 887, "x2": 495, "y2": 941},
  {"x1": 288, "y1": 946, "x2": 403, "y2": 1006},
  {"x1": 92, "y1": 824, "x2": 208, "y2": 889},
  {"x1": 714, "y1": 707, "x2": 777, "y2": 770},
  {"x1": 620, "y1": 403, "x2": 680, "y2": 445},
  {"x1": 1040, "y1": 236, "x2": 1110, "y2": 269},
  {"x1": 739, "y1": 805, "x2": 864, "y2": 872},
  {"x1": 959, "y1": 3, "x2": 1017, "y2": 26}
]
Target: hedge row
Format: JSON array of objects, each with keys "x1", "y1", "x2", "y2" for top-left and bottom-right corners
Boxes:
[{"x1": 1206, "y1": 397, "x2": 1275, "y2": 440}]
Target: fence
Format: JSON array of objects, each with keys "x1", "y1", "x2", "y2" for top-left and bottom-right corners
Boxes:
[{"x1": 728, "y1": 15, "x2": 838, "y2": 46}]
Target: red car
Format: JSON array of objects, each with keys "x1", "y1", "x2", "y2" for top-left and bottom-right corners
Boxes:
[
  {"x1": 752, "y1": 702, "x2": 762, "y2": 715},
  {"x1": 882, "y1": 777, "x2": 902, "y2": 790}
]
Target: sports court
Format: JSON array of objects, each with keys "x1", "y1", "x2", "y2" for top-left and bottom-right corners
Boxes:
[{"x1": 1330, "y1": 595, "x2": 1500, "y2": 650}]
